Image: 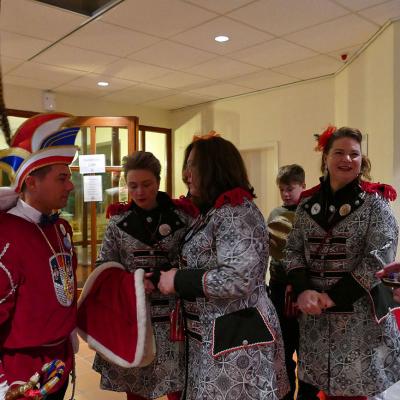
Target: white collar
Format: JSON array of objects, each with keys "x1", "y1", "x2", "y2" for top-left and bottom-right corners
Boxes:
[{"x1": 8, "y1": 199, "x2": 42, "y2": 223}]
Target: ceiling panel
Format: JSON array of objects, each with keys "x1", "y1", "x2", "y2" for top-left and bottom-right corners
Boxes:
[
  {"x1": 143, "y1": 92, "x2": 217, "y2": 110},
  {"x1": 172, "y1": 16, "x2": 273, "y2": 55},
  {"x1": 271, "y1": 54, "x2": 342, "y2": 79},
  {"x1": 184, "y1": 0, "x2": 255, "y2": 14},
  {"x1": 101, "y1": 0, "x2": 217, "y2": 38},
  {"x1": 101, "y1": 84, "x2": 178, "y2": 104},
  {"x1": 128, "y1": 40, "x2": 217, "y2": 70},
  {"x1": 4, "y1": 75, "x2": 60, "y2": 90},
  {"x1": 228, "y1": 69, "x2": 298, "y2": 89},
  {"x1": 0, "y1": 0, "x2": 87, "y2": 41},
  {"x1": 150, "y1": 71, "x2": 214, "y2": 89},
  {"x1": 62, "y1": 73, "x2": 137, "y2": 92},
  {"x1": 62, "y1": 21, "x2": 161, "y2": 57},
  {"x1": 185, "y1": 56, "x2": 261, "y2": 79},
  {"x1": 228, "y1": 38, "x2": 317, "y2": 68},
  {"x1": 359, "y1": 0, "x2": 400, "y2": 24},
  {"x1": 284, "y1": 14, "x2": 379, "y2": 52},
  {"x1": 0, "y1": 31, "x2": 51, "y2": 60},
  {"x1": 190, "y1": 82, "x2": 251, "y2": 97},
  {"x1": 33, "y1": 43, "x2": 118, "y2": 72},
  {"x1": 94, "y1": 59, "x2": 172, "y2": 82},
  {"x1": 228, "y1": 0, "x2": 349, "y2": 36},
  {"x1": 7, "y1": 61, "x2": 86, "y2": 86},
  {"x1": 1, "y1": 56, "x2": 25, "y2": 73},
  {"x1": 334, "y1": 0, "x2": 391, "y2": 11}
]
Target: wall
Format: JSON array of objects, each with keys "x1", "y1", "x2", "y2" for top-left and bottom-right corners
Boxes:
[{"x1": 172, "y1": 77, "x2": 335, "y2": 215}]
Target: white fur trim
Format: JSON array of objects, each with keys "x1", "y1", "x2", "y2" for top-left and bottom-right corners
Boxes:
[
  {"x1": 78, "y1": 263, "x2": 151, "y2": 367},
  {"x1": 70, "y1": 328, "x2": 80, "y2": 354},
  {"x1": 0, "y1": 381, "x2": 9, "y2": 400}
]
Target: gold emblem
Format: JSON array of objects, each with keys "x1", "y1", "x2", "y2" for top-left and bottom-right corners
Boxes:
[{"x1": 339, "y1": 204, "x2": 351, "y2": 216}]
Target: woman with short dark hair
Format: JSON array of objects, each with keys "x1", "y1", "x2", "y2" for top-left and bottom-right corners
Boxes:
[
  {"x1": 92, "y1": 151, "x2": 188, "y2": 400},
  {"x1": 159, "y1": 135, "x2": 289, "y2": 400}
]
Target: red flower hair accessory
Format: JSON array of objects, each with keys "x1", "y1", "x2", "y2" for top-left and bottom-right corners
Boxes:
[
  {"x1": 192, "y1": 130, "x2": 220, "y2": 142},
  {"x1": 314, "y1": 125, "x2": 336, "y2": 152}
]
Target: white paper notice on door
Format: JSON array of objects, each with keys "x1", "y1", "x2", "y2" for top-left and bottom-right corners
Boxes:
[
  {"x1": 83, "y1": 175, "x2": 103, "y2": 202},
  {"x1": 79, "y1": 154, "x2": 106, "y2": 174}
]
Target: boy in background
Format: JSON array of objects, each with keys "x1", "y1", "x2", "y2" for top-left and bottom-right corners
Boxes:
[{"x1": 267, "y1": 164, "x2": 319, "y2": 400}]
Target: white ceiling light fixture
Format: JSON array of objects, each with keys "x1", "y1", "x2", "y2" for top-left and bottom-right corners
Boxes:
[
  {"x1": 215, "y1": 35, "x2": 230, "y2": 43},
  {"x1": 97, "y1": 81, "x2": 109, "y2": 87}
]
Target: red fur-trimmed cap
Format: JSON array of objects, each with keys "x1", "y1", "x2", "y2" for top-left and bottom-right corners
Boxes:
[{"x1": 214, "y1": 187, "x2": 254, "y2": 209}]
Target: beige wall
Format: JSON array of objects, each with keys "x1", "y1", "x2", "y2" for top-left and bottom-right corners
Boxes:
[
  {"x1": 4, "y1": 83, "x2": 172, "y2": 128},
  {"x1": 172, "y1": 77, "x2": 335, "y2": 216}
]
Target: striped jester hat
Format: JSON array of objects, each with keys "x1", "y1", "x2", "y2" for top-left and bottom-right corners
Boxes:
[{"x1": 0, "y1": 112, "x2": 79, "y2": 210}]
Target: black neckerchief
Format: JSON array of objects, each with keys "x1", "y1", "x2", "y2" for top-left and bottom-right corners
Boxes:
[{"x1": 302, "y1": 176, "x2": 365, "y2": 231}]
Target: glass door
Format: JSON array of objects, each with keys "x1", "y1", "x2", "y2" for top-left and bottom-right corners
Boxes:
[{"x1": 63, "y1": 116, "x2": 138, "y2": 288}]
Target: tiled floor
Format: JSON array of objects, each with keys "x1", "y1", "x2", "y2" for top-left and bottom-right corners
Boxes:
[
  {"x1": 65, "y1": 339, "x2": 168, "y2": 400},
  {"x1": 67, "y1": 339, "x2": 400, "y2": 400}
]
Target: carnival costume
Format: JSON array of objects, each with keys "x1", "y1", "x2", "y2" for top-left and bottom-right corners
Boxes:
[
  {"x1": 284, "y1": 128, "x2": 400, "y2": 397},
  {"x1": 0, "y1": 113, "x2": 79, "y2": 399},
  {"x1": 174, "y1": 188, "x2": 289, "y2": 400},
  {"x1": 86, "y1": 193, "x2": 189, "y2": 399}
]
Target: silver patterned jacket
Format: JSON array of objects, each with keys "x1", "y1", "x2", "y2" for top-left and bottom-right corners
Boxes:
[
  {"x1": 92, "y1": 192, "x2": 189, "y2": 398},
  {"x1": 174, "y1": 189, "x2": 289, "y2": 400},
  {"x1": 284, "y1": 179, "x2": 400, "y2": 397}
]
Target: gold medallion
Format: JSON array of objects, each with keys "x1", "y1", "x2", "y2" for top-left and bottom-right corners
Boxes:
[{"x1": 339, "y1": 204, "x2": 351, "y2": 216}]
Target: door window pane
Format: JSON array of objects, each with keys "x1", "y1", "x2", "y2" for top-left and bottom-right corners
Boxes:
[
  {"x1": 96, "y1": 127, "x2": 128, "y2": 166},
  {"x1": 144, "y1": 131, "x2": 167, "y2": 192}
]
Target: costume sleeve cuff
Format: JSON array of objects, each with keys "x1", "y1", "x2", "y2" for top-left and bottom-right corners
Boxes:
[
  {"x1": 174, "y1": 269, "x2": 206, "y2": 299},
  {"x1": 287, "y1": 268, "x2": 313, "y2": 296},
  {"x1": 326, "y1": 274, "x2": 366, "y2": 307}
]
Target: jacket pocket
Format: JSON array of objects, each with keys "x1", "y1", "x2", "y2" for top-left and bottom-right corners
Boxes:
[{"x1": 212, "y1": 307, "x2": 275, "y2": 359}]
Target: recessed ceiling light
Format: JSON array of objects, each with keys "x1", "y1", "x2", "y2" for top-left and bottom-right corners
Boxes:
[
  {"x1": 215, "y1": 35, "x2": 230, "y2": 43},
  {"x1": 97, "y1": 81, "x2": 109, "y2": 87}
]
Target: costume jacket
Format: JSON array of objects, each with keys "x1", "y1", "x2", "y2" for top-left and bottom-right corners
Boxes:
[
  {"x1": 284, "y1": 178, "x2": 400, "y2": 397},
  {"x1": 92, "y1": 192, "x2": 189, "y2": 398},
  {"x1": 174, "y1": 188, "x2": 289, "y2": 400},
  {"x1": 0, "y1": 200, "x2": 77, "y2": 392}
]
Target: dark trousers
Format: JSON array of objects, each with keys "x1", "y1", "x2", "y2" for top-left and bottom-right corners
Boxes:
[{"x1": 269, "y1": 281, "x2": 319, "y2": 400}]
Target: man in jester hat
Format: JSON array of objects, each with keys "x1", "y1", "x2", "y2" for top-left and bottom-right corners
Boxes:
[{"x1": 0, "y1": 112, "x2": 80, "y2": 400}]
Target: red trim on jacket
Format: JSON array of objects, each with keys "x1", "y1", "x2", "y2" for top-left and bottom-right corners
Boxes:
[
  {"x1": 214, "y1": 188, "x2": 254, "y2": 209},
  {"x1": 360, "y1": 181, "x2": 397, "y2": 201},
  {"x1": 172, "y1": 196, "x2": 199, "y2": 218}
]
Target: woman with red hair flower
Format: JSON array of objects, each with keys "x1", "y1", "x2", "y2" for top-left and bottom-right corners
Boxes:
[{"x1": 284, "y1": 126, "x2": 400, "y2": 400}]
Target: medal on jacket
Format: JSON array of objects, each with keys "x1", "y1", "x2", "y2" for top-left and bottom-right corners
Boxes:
[
  {"x1": 170, "y1": 299, "x2": 185, "y2": 342},
  {"x1": 311, "y1": 203, "x2": 321, "y2": 215},
  {"x1": 339, "y1": 204, "x2": 351, "y2": 216}
]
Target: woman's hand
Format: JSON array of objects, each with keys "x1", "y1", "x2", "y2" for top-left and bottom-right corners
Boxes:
[
  {"x1": 144, "y1": 272, "x2": 155, "y2": 295},
  {"x1": 393, "y1": 288, "x2": 400, "y2": 303},
  {"x1": 297, "y1": 290, "x2": 324, "y2": 315},
  {"x1": 158, "y1": 269, "x2": 178, "y2": 295},
  {"x1": 318, "y1": 292, "x2": 335, "y2": 310}
]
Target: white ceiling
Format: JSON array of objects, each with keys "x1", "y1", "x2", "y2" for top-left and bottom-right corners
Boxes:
[{"x1": 1, "y1": 0, "x2": 399, "y2": 111}]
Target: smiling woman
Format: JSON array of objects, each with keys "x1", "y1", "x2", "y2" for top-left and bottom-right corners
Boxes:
[{"x1": 283, "y1": 126, "x2": 400, "y2": 400}]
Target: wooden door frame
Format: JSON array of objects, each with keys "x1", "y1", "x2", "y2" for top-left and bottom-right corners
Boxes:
[{"x1": 138, "y1": 124, "x2": 172, "y2": 196}]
